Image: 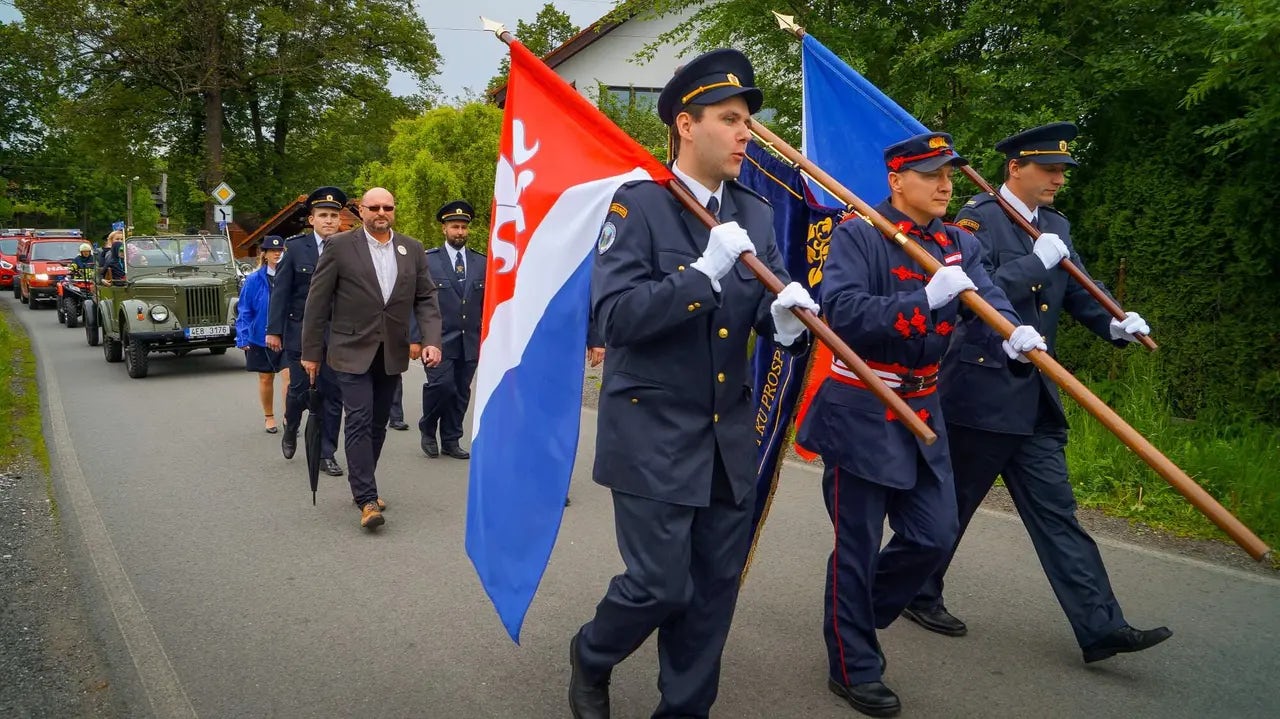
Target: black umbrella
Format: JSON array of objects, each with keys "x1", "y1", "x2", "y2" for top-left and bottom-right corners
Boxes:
[{"x1": 304, "y1": 383, "x2": 323, "y2": 505}]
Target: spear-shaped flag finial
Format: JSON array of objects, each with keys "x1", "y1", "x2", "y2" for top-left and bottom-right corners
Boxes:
[
  {"x1": 480, "y1": 16, "x2": 507, "y2": 37},
  {"x1": 772, "y1": 10, "x2": 804, "y2": 37}
]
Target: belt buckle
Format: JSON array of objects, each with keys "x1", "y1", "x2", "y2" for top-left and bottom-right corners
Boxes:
[{"x1": 897, "y1": 374, "x2": 928, "y2": 393}]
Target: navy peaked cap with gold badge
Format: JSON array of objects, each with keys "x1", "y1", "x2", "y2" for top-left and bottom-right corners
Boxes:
[
  {"x1": 883, "y1": 132, "x2": 968, "y2": 173},
  {"x1": 436, "y1": 200, "x2": 474, "y2": 224},
  {"x1": 657, "y1": 48, "x2": 763, "y2": 126},
  {"x1": 261, "y1": 235, "x2": 285, "y2": 251},
  {"x1": 995, "y1": 122, "x2": 1079, "y2": 166},
  {"x1": 306, "y1": 186, "x2": 347, "y2": 211}
]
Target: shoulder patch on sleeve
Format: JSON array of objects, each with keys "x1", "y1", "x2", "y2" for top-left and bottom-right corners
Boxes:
[
  {"x1": 955, "y1": 218, "x2": 980, "y2": 232},
  {"x1": 608, "y1": 202, "x2": 628, "y2": 219},
  {"x1": 596, "y1": 222, "x2": 618, "y2": 254}
]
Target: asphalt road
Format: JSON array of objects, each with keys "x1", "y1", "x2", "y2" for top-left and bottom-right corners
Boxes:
[{"x1": 9, "y1": 292, "x2": 1280, "y2": 719}]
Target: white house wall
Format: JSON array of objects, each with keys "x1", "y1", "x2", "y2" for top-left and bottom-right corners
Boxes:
[{"x1": 555, "y1": 6, "x2": 704, "y2": 102}]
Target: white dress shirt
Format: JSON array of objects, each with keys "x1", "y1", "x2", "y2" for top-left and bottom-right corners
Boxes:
[
  {"x1": 314, "y1": 231, "x2": 326, "y2": 255},
  {"x1": 364, "y1": 230, "x2": 398, "y2": 305},
  {"x1": 999, "y1": 184, "x2": 1039, "y2": 226},
  {"x1": 672, "y1": 160, "x2": 724, "y2": 212}
]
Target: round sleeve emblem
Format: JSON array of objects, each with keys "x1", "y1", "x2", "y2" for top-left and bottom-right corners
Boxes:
[{"x1": 596, "y1": 222, "x2": 618, "y2": 254}]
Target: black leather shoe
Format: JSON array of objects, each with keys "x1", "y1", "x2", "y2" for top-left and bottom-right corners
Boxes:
[
  {"x1": 565, "y1": 496, "x2": 572, "y2": 507},
  {"x1": 828, "y1": 679, "x2": 901, "y2": 717},
  {"x1": 320, "y1": 458, "x2": 344, "y2": 477},
  {"x1": 281, "y1": 424, "x2": 298, "y2": 460},
  {"x1": 441, "y1": 443, "x2": 470, "y2": 460},
  {"x1": 1082, "y1": 625, "x2": 1172, "y2": 663},
  {"x1": 902, "y1": 605, "x2": 968, "y2": 637},
  {"x1": 389, "y1": 420, "x2": 409, "y2": 431},
  {"x1": 568, "y1": 634, "x2": 609, "y2": 719},
  {"x1": 421, "y1": 435, "x2": 439, "y2": 458}
]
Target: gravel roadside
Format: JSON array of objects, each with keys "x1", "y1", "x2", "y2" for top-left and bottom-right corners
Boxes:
[{"x1": 0, "y1": 458, "x2": 121, "y2": 718}]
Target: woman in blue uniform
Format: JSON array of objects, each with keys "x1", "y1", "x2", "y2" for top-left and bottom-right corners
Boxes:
[{"x1": 236, "y1": 235, "x2": 289, "y2": 432}]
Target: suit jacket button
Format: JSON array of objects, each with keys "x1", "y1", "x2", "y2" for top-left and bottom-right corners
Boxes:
[
  {"x1": 717, "y1": 372, "x2": 725, "y2": 383},
  {"x1": 630, "y1": 398, "x2": 638, "y2": 404},
  {"x1": 1040, "y1": 303, "x2": 1049, "y2": 311},
  {"x1": 978, "y1": 357, "x2": 985, "y2": 363},
  {"x1": 713, "y1": 413, "x2": 719, "y2": 422},
  {"x1": 694, "y1": 302, "x2": 701, "y2": 309},
  {"x1": 718, "y1": 328, "x2": 728, "y2": 339},
  {"x1": 678, "y1": 265, "x2": 686, "y2": 271},
  {"x1": 687, "y1": 304, "x2": 696, "y2": 312}
]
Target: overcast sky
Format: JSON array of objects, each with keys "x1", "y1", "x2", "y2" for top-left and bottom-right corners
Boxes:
[
  {"x1": 0, "y1": 2, "x2": 611, "y2": 99},
  {"x1": 418, "y1": 0, "x2": 610, "y2": 99}
]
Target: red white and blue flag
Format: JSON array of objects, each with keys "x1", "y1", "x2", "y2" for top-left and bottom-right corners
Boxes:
[{"x1": 467, "y1": 40, "x2": 673, "y2": 643}]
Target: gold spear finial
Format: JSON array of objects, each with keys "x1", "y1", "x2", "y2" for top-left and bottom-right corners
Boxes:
[
  {"x1": 480, "y1": 16, "x2": 507, "y2": 36},
  {"x1": 772, "y1": 11, "x2": 804, "y2": 37}
]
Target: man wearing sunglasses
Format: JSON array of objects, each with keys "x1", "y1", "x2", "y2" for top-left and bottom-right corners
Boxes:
[{"x1": 302, "y1": 188, "x2": 444, "y2": 530}]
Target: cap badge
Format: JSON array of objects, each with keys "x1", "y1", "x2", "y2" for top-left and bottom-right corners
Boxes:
[
  {"x1": 928, "y1": 136, "x2": 948, "y2": 149},
  {"x1": 1058, "y1": 140, "x2": 1069, "y2": 152},
  {"x1": 726, "y1": 73, "x2": 740, "y2": 87}
]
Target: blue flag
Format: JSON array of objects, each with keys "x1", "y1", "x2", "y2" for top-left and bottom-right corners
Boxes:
[
  {"x1": 737, "y1": 142, "x2": 840, "y2": 576},
  {"x1": 801, "y1": 34, "x2": 928, "y2": 207},
  {"x1": 111, "y1": 220, "x2": 125, "y2": 232}
]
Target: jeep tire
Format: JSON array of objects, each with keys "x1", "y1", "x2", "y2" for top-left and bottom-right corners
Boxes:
[
  {"x1": 85, "y1": 320, "x2": 99, "y2": 346},
  {"x1": 124, "y1": 330, "x2": 149, "y2": 379},
  {"x1": 103, "y1": 331, "x2": 123, "y2": 363},
  {"x1": 210, "y1": 347, "x2": 227, "y2": 356}
]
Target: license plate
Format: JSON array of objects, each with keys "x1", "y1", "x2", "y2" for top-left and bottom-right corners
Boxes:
[{"x1": 185, "y1": 325, "x2": 229, "y2": 339}]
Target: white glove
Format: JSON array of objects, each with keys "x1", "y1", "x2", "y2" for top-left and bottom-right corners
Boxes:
[
  {"x1": 690, "y1": 221, "x2": 754, "y2": 292},
  {"x1": 1032, "y1": 232, "x2": 1069, "y2": 270},
  {"x1": 770, "y1": 281, "x2": 819, "y2": 345},
  {"x1": 1002, "y1": 324, "x2": 1047, "y2": 363},
  {"x1": 1109, "y1": 311, "x2": 1150, "y2": 342},
  {"x1": 924, "y1": 266, "x2": 976, "y2": 309}
]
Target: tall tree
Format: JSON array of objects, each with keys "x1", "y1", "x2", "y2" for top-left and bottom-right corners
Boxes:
[{"x1": 486, "y1": 3, "x2": 580, "y2": 93}]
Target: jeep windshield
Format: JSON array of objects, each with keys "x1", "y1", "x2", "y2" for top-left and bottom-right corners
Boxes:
[
  {"x1": 126, "y1": 237, "x2": 231, "y2": 268},
  {"x1": 30, "y1": 241, "x2": 85, "y2": 261}
]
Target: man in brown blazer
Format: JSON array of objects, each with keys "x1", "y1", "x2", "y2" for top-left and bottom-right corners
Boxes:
[{"x1": 302, "y1": 187, "x2": 443, "y2": 529}]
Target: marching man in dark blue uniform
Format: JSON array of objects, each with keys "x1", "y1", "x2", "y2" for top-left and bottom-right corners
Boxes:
[
  {"x1": 904, "y1": 122, "x2": 1171, "y2": 662},
  {"x1": 266, "y1": 187, "x2": 346, "y2": 477},
  {"x1": 568, "y1": 49, "x2": 817, "y2": 719},
  {"x1": 414, "y1": 200, "x2": 485, "y2": 459},
  {"x1": 795, "y1": 132, "x2": 1042, "y2": 717}
]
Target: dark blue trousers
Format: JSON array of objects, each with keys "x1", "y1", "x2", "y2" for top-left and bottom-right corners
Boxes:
[
  {"x1": 577, "y1": 454, "x2": 752, "y2": 718},
  {"x1": 283, "y1": 349, "x2": 342, "y2": 460},
  {"x1": 419, "y1": 357, "x2": 477, "y2": 444},
  {"x1": 911, "y1": 413, "x2": 1127, "y2": 647},
  {"x1": 332, "y1": 349, "x2": 399, "y2": 507},
  {"x1": 389, "y1": 375, "x2": 405, "y2": 424},
  {"x1": 823, "y1": 459, "x2": 957, "y2": 686}
]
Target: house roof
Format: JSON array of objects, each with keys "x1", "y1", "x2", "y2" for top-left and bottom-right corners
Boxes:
[
  {"x1": 488, "y1": 10, "x2": 631, "y2": 106},
  {"x1": 234, "y1": 195, "x2": 359, "y2": 257}
]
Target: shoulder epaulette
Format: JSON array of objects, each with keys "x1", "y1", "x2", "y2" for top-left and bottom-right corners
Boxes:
[
  {"x1": 965, "y1": 193, "x2": 997, "y2": 208},
  {"x1": 284, "y1": 233, "x2": 310, "y2": 244},
  {"x1": 1040, "y1": 204, "x2": 1066, "y2": 218},
  {"x1": 425, "y1": 246, "x2": 441, "y2": 254},
  {"x1": 727, "y1": 179, "x2": 772, "y2": 208},
  {"x1": 467, "y1": 247, "x2": 487, "y2": 258}
]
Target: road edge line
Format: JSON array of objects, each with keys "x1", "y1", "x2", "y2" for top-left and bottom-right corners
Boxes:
[{"x1": 38, "y1": 345, "x2": 198, "y2": 718}]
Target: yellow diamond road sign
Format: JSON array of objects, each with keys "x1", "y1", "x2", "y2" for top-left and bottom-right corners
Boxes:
[{"x1": 210, "y1": 182, "x2": 235, "y2": 205}]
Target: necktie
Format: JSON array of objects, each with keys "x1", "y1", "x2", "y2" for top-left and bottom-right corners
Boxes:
[
  {"x1": 454, "y1": 251, "x2": 465, "y2": 281},
  {"x1": 706, "y1": 195, "x2": 719, "y2": 220}
]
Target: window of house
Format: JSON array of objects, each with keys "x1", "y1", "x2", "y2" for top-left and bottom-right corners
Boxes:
[{"x1": 605, "y1": 85, "x2": 663, "y2": 110}]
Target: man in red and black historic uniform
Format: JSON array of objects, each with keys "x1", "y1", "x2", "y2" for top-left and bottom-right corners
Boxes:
[{"x1": 796, "y1": 132, "x2": 1042, "y2": 717}]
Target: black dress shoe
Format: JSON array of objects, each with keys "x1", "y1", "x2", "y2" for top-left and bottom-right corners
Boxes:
[
  {"x1": 281, "y1": 424, "x2": 298, "y2": 460},
  {"x1": 1083, "y1": 625, "x2": 1173, "y2": 663},
  {"x1": 441, "y1": 443, "x2": 470, "y2": 460},
  {"x1": 902, "y1": 605, "x2": 967, "y2": 637},
  {"x1": 568, "y1": 634, "x2": 609, "y2": 719},
  {"x1": 421, "y1": 435, "x2": 439, "y2": 458},
  {"x1": 565, "y1": 496, "x2": 572, "y2": 507},
  {"x1": 389, "y1": 420, "x2": 409, "y2": 431},
  {"x1": 828, "y1": 679, "x2": 900, "y2": 717},
  {"x1": 320, "y1": 458, "x2": 344, "y2": 476}
]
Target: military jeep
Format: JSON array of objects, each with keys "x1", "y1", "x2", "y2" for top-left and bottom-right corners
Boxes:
[{"x1": 84, "y1": 235, "x2": 240, "y2": 378}]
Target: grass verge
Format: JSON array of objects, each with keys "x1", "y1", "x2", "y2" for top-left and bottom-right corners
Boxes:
[
  {"x1": 0, "y1": 301, "x2": 47, "y2": 473},
  {"x1": 1065, "y1": 354, "x2": 1279, "y2": 566}
]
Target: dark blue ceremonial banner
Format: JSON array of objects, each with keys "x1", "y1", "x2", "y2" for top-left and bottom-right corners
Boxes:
[{"x1": 738, "y1": 141, "x2": 840, "y2": 578}]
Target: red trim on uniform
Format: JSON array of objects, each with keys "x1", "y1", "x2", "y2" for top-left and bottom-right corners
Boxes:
[
  {"x1": 935, "y1": 320, "x2": 954, "y2": 336},
  {"x1": 885, "y1": 406, "x2": 935, "y2": 422},
  {"x1": 830, "y1": 365, "x2": 939, "y2": 402},
  {"x1": 943, "y1": 252, "x2": 963, "y2": 265},
  {"x1": 891, "y1": 266, "x2": 926, "y2": 282},
  {"x1": 865, "y1": 359, "x2": 940, "y2": 375},
  {"x1": 932, "y1": 231, "x2": 951, "y2": 248},
  {"x1": 831, "y1": 466, "x2": 851, "y2": 687},
  {"x1": 893, "y1": 312, "x2": 912, "y2": 338},
  {"x1": 895, "y1": 220, "x2": 914, "y2": 234},
  {"x1": 910, "y1": 307, "x2": 928, "y2": 336},
  {"x1": 887, "y1": 147, "x2": 953, "y2": 172}
]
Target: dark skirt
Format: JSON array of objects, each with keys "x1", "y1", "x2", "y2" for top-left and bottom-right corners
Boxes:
[{"x1": 244, "y1": 345, "x2": 285, "y2": 374}]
